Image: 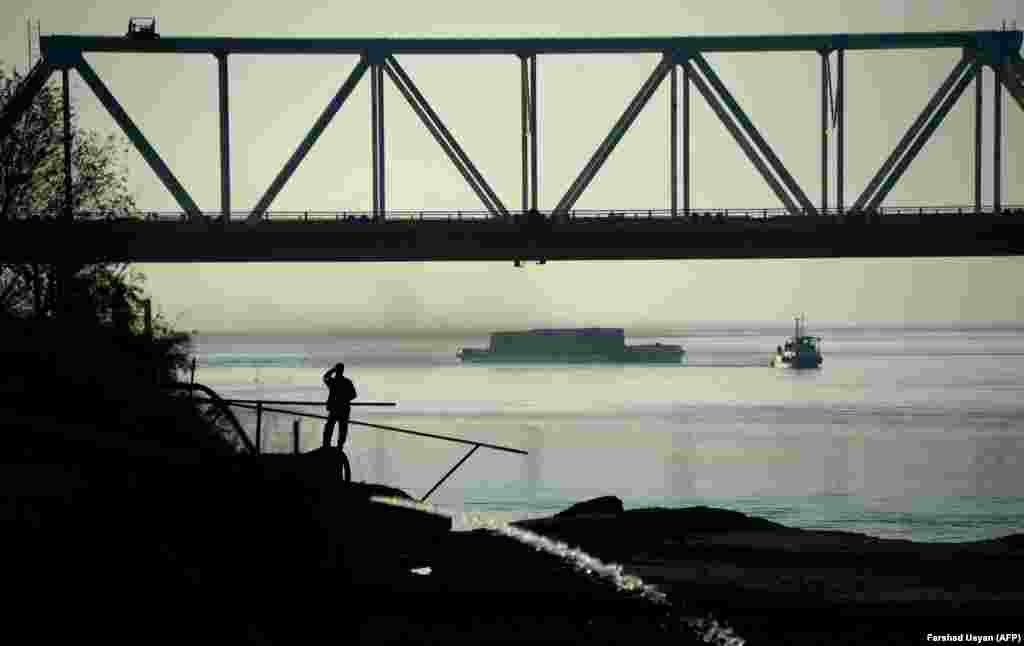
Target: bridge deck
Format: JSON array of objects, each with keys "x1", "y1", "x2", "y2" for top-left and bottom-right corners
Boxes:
[{"x1": 5, "y1": 213, "x2": 1022, "y2": 263}]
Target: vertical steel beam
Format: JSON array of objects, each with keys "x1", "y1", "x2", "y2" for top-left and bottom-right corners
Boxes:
[
  {"x1": 520, "y1": 55, "x2": 529, "y2": 214},
  {"x1": 670, "y1": 62, "x2": 678, "y2": 217},
  {"x1": 252, "y1": 57, "x2": 368, "y2": 217},
  {"x1": 975, "y1": 63, "x2": 983, "y2": 213},
  {"x1": 821, "y1": 51, "x2": 828, "y2": 215},
  {"x1": 685, "y1": 60, "x2": 800, "y2": 216},
  {"x1": 370, "y1": 61, "x2": 380, "y2": 219},
  {"x1": 691, "y1": 53, "x2": 816, "y2": 215},
  {"x1": 530, "y1": 55, "x2": 538, "y2": 211},
  {"x1": 216, "y1": 52, "x2": 231, "y2": 225},
  {"x1": 993, "y1": 57, "x2": 1003, "y2": 214},
  {"x1": 62, "y1": 67, "x2": 72, "y2": 222},
  {"x1": 377, "y1": 63, "x2": 386, "y2": 219},
  {"x1": 74, "y1": 55, "x2": 202, "y2": 218},
  {"x1": 853, "y1": 54, "x2": 970, "y2": 211},
  {"x1": 554, "y1": 57, "x2": 671, "y2": 215},
  {"x1": 60, "y1": 66, "x2": 72, "y2": 319},
  {"x1": 382, "y1": 59, "x2": 500, "y2": 216},
  {"x1": 837, "y1": 49, "x2": 844, "y2": 215},
  {"x1": 683, "y1": 61, "x2": 690, "y2": 217},
  {"x1": 867, "y1": 60, "x2": 977, "y2": 211},
  {"x1": 32, "y1": 264, "x2": 41, "y2": 319},
  {"x1": 386, "y1": 56, "x2": 508, "y2": 217}
]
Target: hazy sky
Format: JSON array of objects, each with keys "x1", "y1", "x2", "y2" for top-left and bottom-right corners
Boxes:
[{"x1": 2, "y1": 1, "x2": 1022, "y2": 333}]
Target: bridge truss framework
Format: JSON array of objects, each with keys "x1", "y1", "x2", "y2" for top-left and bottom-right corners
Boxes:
[{"x1": 1, "y1": 30, "x2": 1022, "y2": 226}]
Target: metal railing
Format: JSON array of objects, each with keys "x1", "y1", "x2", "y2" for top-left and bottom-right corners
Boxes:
[
  {"x1": 185, "y1": 391, "x2": 527, "y2": 502},
  {"x1": 7, "y1": 204, "x2": 1024, "y2": 223}
]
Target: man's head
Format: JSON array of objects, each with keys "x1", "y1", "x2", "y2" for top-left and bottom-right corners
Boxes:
[{"x1": 335, "y1": 362, "x2": 345, "y2": 373}]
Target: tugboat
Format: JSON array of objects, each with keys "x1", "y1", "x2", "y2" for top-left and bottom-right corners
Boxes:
[
  {"x1": 772, "y1": 316, "x2": 823, "y2": 369},
  {"x1": 458, "y1": 328, "x2": 685, "y2": 364}
]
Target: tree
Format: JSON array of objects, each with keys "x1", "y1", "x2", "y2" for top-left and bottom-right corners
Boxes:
[
  {"x1": 0, "y1": 62, "x2": 190, "y2": 382},
  {"x1": 1, "y1": 63, "x2": 138, "y2": 320}
]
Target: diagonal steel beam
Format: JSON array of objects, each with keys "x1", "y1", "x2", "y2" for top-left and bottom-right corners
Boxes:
[
  {"x1": 382, "y1": 58, "x2": 499, "y2": 216},
  {"x1": 556, "y1": 57, "x2": 669, "y2": 214},
  {"x1": 684, "y1": 60, "x2": 800, "y2": 216},
  {"x1": 0, "y1": 58, "x2": 56, "y2": 140},
  {"x1": 853, "y1": 54, "x2": 970, "y2": 211},
  {"x1": 554, "y1": 57, "x2": 671, "y2": 215},
  {"x1": 691, "y1": 52, "x2": 817, "y2": 215},
  {"x1": 998, "y1": 55, "x2": 1024, "y2": 115},
  {"x1": 252, "y1": 57, "x2": 369, "y2": 217},
  {"x1": 74, "y1": 55, "x2": 202, "y2": 218},
  {"x1": 867, "y1": 60, "x2": 978, "y2": 211},
  {"x1": 387, "y1": 55, "x2": 509, "y2": 218}
]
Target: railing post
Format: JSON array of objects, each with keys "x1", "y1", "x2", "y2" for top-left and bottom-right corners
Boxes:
[
  {"x1": 255, "y1": 402, "x2": 263, "y2": 454},
  {"x1": 292, "y1": 419, "x2": 300, "y2": 454}
]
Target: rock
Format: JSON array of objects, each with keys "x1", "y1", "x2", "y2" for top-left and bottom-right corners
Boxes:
[{"x1": 555, "y1": 495, "x2": 624, "y2": 518}]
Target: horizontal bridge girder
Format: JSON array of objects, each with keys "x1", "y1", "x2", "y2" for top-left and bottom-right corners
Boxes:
[
  {"x1": 2, "y1": 217, "x2": 1022, "y2": 263},
  {"x1": 42, "y1": 30, "x2": 1023, "y2": 56}
]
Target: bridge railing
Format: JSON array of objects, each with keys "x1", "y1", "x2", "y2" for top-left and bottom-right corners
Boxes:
[{"x1": 6, "y1": 204, "x2": 1024, "y2": 223}]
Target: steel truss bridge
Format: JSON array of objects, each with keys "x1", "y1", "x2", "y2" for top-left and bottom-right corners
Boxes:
[{"x1": 1, "y1": 29, "x2": 1023, "y2": 263}]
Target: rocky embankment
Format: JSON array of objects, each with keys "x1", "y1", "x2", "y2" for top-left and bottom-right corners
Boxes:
[
  {"x1": 10, "y1": 392, "x2": 1021, "y2": 646},
  {"x1": 497, "y1": 496, "x2": 1023, "y2": 642}
]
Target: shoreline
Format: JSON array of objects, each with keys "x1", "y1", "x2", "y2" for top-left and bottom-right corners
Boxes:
[{"x1": 406, "y1": 496, "x2": 1024, "y2": 643}]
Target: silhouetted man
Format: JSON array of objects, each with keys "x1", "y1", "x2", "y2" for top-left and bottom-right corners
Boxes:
[{"x1": 322, "y1": 362, "x2": 356, "y2": 452}]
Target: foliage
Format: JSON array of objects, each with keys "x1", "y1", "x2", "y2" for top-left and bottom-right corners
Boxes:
[
  {"x1": 1, "y1": 62, "x2": 192, "y2": 384},
  {"x1": 1, "y1": 64, "x2": 136, "y2": 220},
  {"x1": 1, "y1": 63, "x2": 140, "y2": 320}
]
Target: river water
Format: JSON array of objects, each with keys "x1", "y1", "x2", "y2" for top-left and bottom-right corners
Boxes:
[{"x1": 191, "y1": 325, "x2": 1024, "y2": 543}]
